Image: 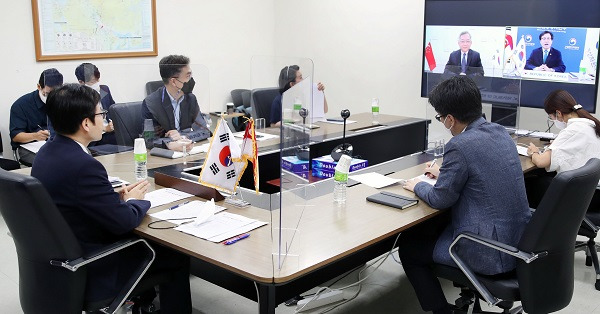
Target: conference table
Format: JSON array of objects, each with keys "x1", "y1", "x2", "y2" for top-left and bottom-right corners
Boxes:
[{"x1": 12, "y1": 113, "x2": 542, "y2": 313}]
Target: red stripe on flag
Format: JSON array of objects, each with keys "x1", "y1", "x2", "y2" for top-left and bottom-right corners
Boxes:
[{"x1": 425, "y1": 42, "x2": 437, "y2": 71}]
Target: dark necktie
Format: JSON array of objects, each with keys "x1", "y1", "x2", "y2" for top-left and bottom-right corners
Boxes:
[{"x1": 461, "y1": 53, "x2": 467, "y2": 73}]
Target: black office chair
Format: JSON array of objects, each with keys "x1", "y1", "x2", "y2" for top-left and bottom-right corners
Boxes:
[
  {"x1": 241, "y1": 90, "x2": 251, "y2": 109},
  {"x1": 434, "y1": 158, "x2": 600, "y2": 314},
  {"x1": 230, "y1": 89, "x2": 249, "y2": 108},
  {"x1": 575, "y1": 190, "x2": 600, "y2": 290},
  {"x1": 109, "y1": 101, "x2": 143, "y2": 147},
  {"x1": 145, "y1": 80, "x2": 164, "y2": 96},
  {"x1": 0, "y1": 169, "x2": 156, "y2": 313},
  {"x1": 251, "y1": 87, "x2": 280, "y2": 126},
  {"x1": 0, "y1": 133, "x2": 20, "y2": 170}
]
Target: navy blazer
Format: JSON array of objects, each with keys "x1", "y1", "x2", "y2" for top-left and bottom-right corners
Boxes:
[
  {"x1": 524, "y1": 47, "x2": 566, "y2": 73},
  {"x1": 31, "y1": 134, "x2": 150, "y2": 301},
  {"x1": 414, "y1": 117, "x2": 530, "y2": 275},
  {"x1": 142, "y1": 87, "x2": 209, "y2": 146},
  {"x1": 444, "y1": 49, "x2": 484, "y2": 76}
]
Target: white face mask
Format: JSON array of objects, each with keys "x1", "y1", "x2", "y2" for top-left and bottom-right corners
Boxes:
[
  {"x1": 554, "y1": 119, "x2": 567, "y2": 130},
  {"x1": 38, "y1": 90, "x2": 47, "y2": 104},
  {"x1": 442, "y1": 115, "x2": 454, "y2": 136},
  {"x1": 87, "y1": 82, "x2": 101, "y2": 92}
]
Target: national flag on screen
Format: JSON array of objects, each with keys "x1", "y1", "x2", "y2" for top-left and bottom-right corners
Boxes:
[
  {"x1": 505, "y1": 34, "x2": 514, "y2": 50},
  {"x1": 199, "y1": 118, "x2": 243, "y2": 193},
  {"x1": 513, "y1": 35, "x2": 527, "y2": 73},
  {"x1": 233, "y1": 118, "x2": 260, "y2": 194},
  {"x1": 425, "y1": 42, "x2": 437, "y2": 71}
]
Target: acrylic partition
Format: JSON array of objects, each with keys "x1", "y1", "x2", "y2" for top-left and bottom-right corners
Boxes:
[
  {"x1": 11, "y1": 63, "x2": 211, "y2": 182},
  {"x1": 250, "y1": 56, "x2": 321, "y2": 275},
  {"x1": 425, "y1": 70, "x2": 522, "y2": 156}
]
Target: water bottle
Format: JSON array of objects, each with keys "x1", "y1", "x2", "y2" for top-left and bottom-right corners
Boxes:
[
  {"x1": 134, "y1": 138, "x2": 147, "y2": 180},
  {"x1": 142, "y1": 119, "x2": 155, "y2": 149},
  {"x1": 371, "y1": 98, "x2": 380, "y2": 125},
  {"x1": 333, "y1": 155, "x2": 352, "y2": 203}
]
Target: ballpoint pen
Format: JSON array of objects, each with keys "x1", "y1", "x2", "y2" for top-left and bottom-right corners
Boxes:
[
  {"x1": 425, "y1": 158, "x2": 437, "y2": 176},
  {"x1": 224, "y1": 234, "x2": 250, "y2": 245},
  {"x1": 168, "y1": 200, "x2": 191, "y2": 210}
]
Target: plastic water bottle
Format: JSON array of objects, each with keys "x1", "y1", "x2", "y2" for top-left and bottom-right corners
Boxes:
[
  {"x1": 333, "y1": 155, "x2": 352, "y2": 203},
  {"x1": 371, "y1": 98, "x2": 380, "y2": 125},
  {"x1": 142, "y1": 119, "x2": 155, "y2": 149},
  {"x1": 134, "y1": 138, "x2": 147, "y2": 180}
]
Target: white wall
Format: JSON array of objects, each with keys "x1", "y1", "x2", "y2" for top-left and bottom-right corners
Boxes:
[{"x1": 0, "y1": 0, "x2": 275, "y2": 155}]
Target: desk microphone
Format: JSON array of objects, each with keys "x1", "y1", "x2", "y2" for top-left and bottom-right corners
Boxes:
[
  {"x1": 331, "y1": 109, "x2": 353, "y2": 161},
  {"x1": 296, "y1": 108, "x2": 310, "y2": 161}
]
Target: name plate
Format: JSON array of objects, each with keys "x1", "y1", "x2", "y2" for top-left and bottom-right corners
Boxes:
[{"x1": 521, "y1": 70, "x2": 569, "y2": 82}]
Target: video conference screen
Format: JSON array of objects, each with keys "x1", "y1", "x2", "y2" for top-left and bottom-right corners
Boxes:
[{"x1": 422, "y1": 0, "x2": 600, "y2": 113}]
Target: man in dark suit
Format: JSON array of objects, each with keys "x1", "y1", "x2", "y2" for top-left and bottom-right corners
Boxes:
[
  {"x1": 142, "y1": 54, "x2": 210, "y2": 150},
  {"x1": 524, "y1": 31, "x2": 566, "y2": 73},
  {"x1": 443, "y1": 31, "x2": 484, "y2": 76},
  {"x1": 400, "y1": 76, "x2": 530, "y2": 314},
  {"x1": 31, "y1": 84, "x2": 192, "y2": 313}
]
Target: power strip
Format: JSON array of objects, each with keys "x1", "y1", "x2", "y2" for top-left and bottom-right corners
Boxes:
[{"x1": 296, "y1": 290, "x2": 344, "y2": 312}]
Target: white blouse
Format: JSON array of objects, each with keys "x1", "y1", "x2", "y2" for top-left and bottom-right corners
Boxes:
[{"x1": 548, "y1": 118, "x2": 600, "y2": 174}]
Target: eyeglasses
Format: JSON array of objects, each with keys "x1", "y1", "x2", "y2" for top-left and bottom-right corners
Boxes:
[
  {"x1": 435, "y1": 114, "x2": 445, "y2": 122},
  {"x1": 95, "y1": 109, "x2": 108, "y2": 120}
]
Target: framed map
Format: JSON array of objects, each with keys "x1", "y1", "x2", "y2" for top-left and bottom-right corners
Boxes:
[{"x1": 32, "y1": 0, "x2": 157, "y2": 61}]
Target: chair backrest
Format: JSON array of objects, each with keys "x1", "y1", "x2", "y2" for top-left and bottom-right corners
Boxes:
[
  {"x1": 231, "y1": 89, "x2": 249, "y2": 108},
  {"x1": 241, "y1": 90, "x2": 251, "y2": 109},
  {"x1": 145, "y1": 80, "x2": 164, "y2": 96},
  {"x1": 517, "y1": 158, "x2": 600, "y2": 313},
  {"x1": 251, "y1": 87, "x2": 279, "y2": 126},
  {"x1": 109, "y1": 101, "x2": 143, "y2": 147},
  {"x1": 0, "y1": 169, "x2": 86, "y2": 313},
  {"x1": 0, "y1": 132, "x2": 19, "y2": 170}
]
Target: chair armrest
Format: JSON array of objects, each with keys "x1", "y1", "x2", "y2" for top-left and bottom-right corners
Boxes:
[
  {"x1": 582, "y1": 216, "x2": 599, "y2": 234},
  {"x1": 448, "y1": 232, "x2": 548, "y2": 306}
]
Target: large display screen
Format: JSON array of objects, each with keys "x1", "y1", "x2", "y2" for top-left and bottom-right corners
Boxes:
[{"x1": 422, "y1": 0, "x2": 600, "y2": 112}]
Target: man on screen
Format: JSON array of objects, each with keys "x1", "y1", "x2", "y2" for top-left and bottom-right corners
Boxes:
[
  {"x1": 524, "y1": 31, "x2": 566, "y2": 73},
  {"x1": 443, "y1": 31, "x2": 484, "y2": 76}
]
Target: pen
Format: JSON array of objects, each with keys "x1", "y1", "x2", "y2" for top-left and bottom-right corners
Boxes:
[
  {"x1": 168, "y1": 201, "x2": 191, "y2": 210},
  {"x1": 224, "y1": 233, "x2": 250, "y2": 245},
  {"x1": 424, "y1": 158, "x2": 437, "y2": 176}
]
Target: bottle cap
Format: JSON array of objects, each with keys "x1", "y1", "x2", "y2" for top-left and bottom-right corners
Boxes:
[
  {"x1": 134, "y1": 138, "x2": 146, "y2": 154},
  {"x1": 335, "y1": 154, "x2": 352, "y2": 174}
]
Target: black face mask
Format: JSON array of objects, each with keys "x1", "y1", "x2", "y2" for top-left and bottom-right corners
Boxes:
[{"x1": 181, "y1": 77, "x2": 195, "y2": 94}]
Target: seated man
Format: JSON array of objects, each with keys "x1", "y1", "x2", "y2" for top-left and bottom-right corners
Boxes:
[
  {"x1": 142, "y1": 54, "x2": 210, "y2": 151},
  {"x1": 524, "y1": 31, "x2": 566, "y2": 73},
  {"x1": 400, "y1": 76, "x2": 530, "y2": 314},
  {"x1": 75, "y1": 62, "x2": 117, "y2": 145},
  {"x1": 443, "y1": 31, "x2": 484, "y2": 76},
  {"x1": 9, "y1": 68, "x2": 63, "y2": 166},
  {"x1": 31, "y1": 84, "x2": 192, "y2": 313}
]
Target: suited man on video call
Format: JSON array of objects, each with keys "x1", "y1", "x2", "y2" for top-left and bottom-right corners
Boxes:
[
  {"x1": 443, "y1": 31, "x2": 484, "y2": 76},
  {"x1": 524, "y1": 30, "x2": 566, "y2": 73}
]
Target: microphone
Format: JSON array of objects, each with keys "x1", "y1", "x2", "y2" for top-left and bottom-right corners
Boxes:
[
  {"x1": 296, "y1": 107, "x2": 310, "y2": 161},
  {"x1": 331, "y1": 109, "x2": 353, "y2": 161}
]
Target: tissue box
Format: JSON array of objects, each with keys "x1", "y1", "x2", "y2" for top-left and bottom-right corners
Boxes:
[
  {"x1": 281, "y1": 156, "x2": 310, "y2": 172},
  {"x1": 311, "y1": 155, "x2": 368, "y2": 172}
]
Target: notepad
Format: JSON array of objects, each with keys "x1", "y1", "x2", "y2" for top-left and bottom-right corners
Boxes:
[{"x1": 367, "y1": 191, "x2": 419, "y2": 210}]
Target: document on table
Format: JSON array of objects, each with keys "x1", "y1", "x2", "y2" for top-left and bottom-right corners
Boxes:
[
  {"x1": 516, "y1": 145, "x2": 529, "y2": 156},
  {"x1": 144, "y1": 188, "x2": 194, "y2": 208},
  {"x1": 20, "y1": 141, "x2": 46, "y2": 153},
  {"x1": 170, "y1": 143, "x2": 210, "y2": 158},
  {"x1": 515, "y1": 129, "x2": 556, "y2": 139},
  {"x1": 412, "y1": 174, "x2": 437, "y2": 186},
  {"x1": 323, "y1": 119, "x2": 357, "y2": 125},
  {"x1": 108, "y1": 176, "x2": 129, "y2": 188},
  {"x1": 233, "y1": 131, "x2": 278, "y2": 142},
  {"x1": 150, "y1": 200, "x2": 227, "y2": 224},
  {"x1": 349, "y1": 172, "x2": 403, "y2": 188},
  {"x1": 175, "y1": 212, "x2": 268, "y2": 243}
]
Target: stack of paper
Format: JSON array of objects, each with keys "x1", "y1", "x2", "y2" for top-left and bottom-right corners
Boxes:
[
  {"x1": 348, "y1": 172, "x2": 403, "y2": 188},
  {"x1": 144, "y1": 188, "x2": 194, "y2": 208},
  {"x1": 150, "y1": 200, "x2": 226, "y2": 224},
  {"x1": 175, "y1": 212, "x2": 267, "y2": 243}
]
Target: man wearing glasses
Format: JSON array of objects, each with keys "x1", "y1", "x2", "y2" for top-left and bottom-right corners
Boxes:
[
  {"x1": 525, "y1": 31, "x2": 566, "y2": 72},
  {"x1": 443, "y1": 31, "x2": 484, "y2": 76},
  {"x1": 142, "y1": 54, "x2": 210, "y2": 151},
  {"x1": 32, "y1": 84, "x2": 192, "y2": 313},
  {"x1": 9, "y1": 68, "x2": 63, "y2": 166},
  {"x1": 399, "y1": 76, "x2": 530, "y2": 314}
]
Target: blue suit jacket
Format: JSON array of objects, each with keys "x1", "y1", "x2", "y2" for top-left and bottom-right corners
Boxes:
[
  {"x1": 414, "y1": 117, "x2": 530, "y2": 275},
  {"x1": 444, "y1": 49, "x2": 484, "y2": 76},
  {"x1": 524, "y1": 47, "x2": 566, "y2": 72},
  {"x1": 31, "y1": 134, "x2": 150, "y2": 301}
]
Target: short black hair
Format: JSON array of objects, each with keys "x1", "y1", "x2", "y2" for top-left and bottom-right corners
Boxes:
[
  {"x1": 428, "y1": 76, "x2": 482, "y2": 124},
  {"x1": 75, "y1": 63, "x2": 100, "y2": 83},
  {"x1": 159, "y1": 55, "x2": 190, "y2": 84},
  {"x1": 278, "y1": 65, "x2": 300, "y2": 94},
  {"x1": 38, "y1": 68, "x2": 63, "y2": 88},
  {"x1": 46, "y1": 83, "x2": 100, "y2": 135},
  {"x1": 539, "y1": 31, "x2": 553, "y2": 40}
]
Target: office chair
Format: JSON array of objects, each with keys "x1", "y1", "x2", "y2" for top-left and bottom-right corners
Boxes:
[
  {"x1": 251, "y1": 87, "x2": 280, "y2": 127},
  {"x1": 241, "y1": 90, "x2": 251, "y2": 109},
  {"x1": 0, "y1": 169, "x2": 157, "y2": 314},
  {"x1": 574, "y1": 190, "x2": 600, "y2": 290},
  {"x1": 433, "y1": 158, "x2": 600, "y2": 314},
  {"x1": 230, "y1": 89, "x2": 249, "y2": 108},
  {"x1": 0, "y1": 133, "x2": 20, "y2": 170},
  {"x1": 109, "y1": 101, "x2": 143, "y2": 147},
  {"x1": 145, "y1": 80, "x2": 164, "y2": 96}
]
